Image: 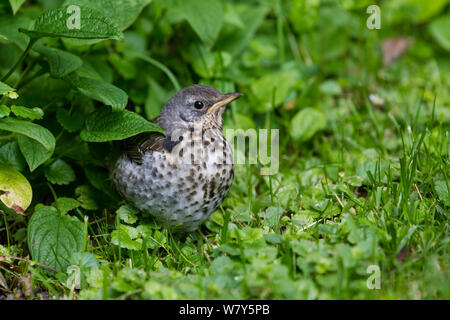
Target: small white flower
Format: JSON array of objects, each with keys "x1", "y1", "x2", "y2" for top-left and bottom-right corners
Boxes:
[
  {"x1": 7, "y1": 91, "x2": 18, "y2": 99},
  {"x1": 369, "y1": 93, "x2": 384, "y2": 106}
]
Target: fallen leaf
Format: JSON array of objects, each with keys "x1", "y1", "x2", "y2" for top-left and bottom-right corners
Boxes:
[{"x1": 382, "y1": 36, "x2": 413, "y2": 67}]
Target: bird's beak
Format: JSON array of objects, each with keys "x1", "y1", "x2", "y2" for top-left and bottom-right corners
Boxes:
[{"x1": 207, "y1": 92, "x2": 243, "y2": 114}]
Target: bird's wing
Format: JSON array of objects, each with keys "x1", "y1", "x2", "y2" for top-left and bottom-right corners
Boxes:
[
  {"x1": 122, "y1": 117, "x2": 184, "y2": 164},
  {"x1": 122, "y1": 132, "x2": 166, "y2": 164}
]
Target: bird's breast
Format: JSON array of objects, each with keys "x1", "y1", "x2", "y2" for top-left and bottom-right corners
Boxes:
[{"x1": 112, "y1": 128, "x2": 234, "y2": 231}]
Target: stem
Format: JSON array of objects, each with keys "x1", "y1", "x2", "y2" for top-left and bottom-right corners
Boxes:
[
  {"x1": 0, "y1": 134, "x2": 15, "y2": 140},
  {"x1": 1, "y1": 212, "x2": 11, "y2": 250},
  {"x1": 14, "y1": 59, "x2": 37, "y2": 89},
  {"x1": 1, "y1": 38, "x2": 37, "y2": 82},
  {"x1": 275, "y1": 0, "x2": 285, "y2": 66},
  {"x1": 47, "y1": 182, "x2": 58, "y2": 202},
  {"x1": 17, "y1": 68, "x2": 47, "y2": 92},
  {"x1": 0, "y1": 254, "x2": 58, "y2": 273},
  {"x1": 131, "y1": 51, "x2": 181, "y2": 91}
]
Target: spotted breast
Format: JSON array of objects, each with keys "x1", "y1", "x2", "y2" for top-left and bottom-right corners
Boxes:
[{"x1": 112, "y1": 126, "x2": 234, "y2": 232}]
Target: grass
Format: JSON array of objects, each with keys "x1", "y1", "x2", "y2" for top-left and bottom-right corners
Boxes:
[{"x1": 0, "y1": 0, "x2": 449, "y2": 300}]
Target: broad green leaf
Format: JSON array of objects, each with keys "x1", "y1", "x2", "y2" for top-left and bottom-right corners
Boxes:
[
  {"x1": 144, "y1": 77, "x2": 171, "y2": 120},
  {"x1": 0, "y1": 16, "x2": 32, "y2": 50},
  {"x1": 116, "y1": 204, "x2": 138, "y2": 224},
  {"x1": 73, "y1": 62, "x2": 106, "y2": 81},
  {"x1": 108, "y1": 53, "x2": 137, "y2": 80},
  {"x1": 111, "y1": 225, "x2": 142, "y2": 250},
  {"x1": 0, "y1": 118, "x2": 55, "y2": 151},
  {"x1": 17, "y1": 135, "x2": 53, "y2": 172},
  {"x1": 9, "y1": 0, "x2": 26, "y2": 15},
  {"x1": 215, "y1": 5, "x2": 269, "y2": 56},
  {"x1": 28, "y1": 205, "x2": 84, "y2": 272},
  {"x1": 19, "y1": 6, "x2": 123, "y2": 40},
  {"x1": 320, "y1": 80, "x2": 342, "y2": 96},
  {"x1": 251, "y1": 70, "x2": 299, "y2": 111},
  {"x1": 80, "y1": 108, "x2": 163, "y2": 142},
  {"x1": 0, "y1": 105, "x2": 10, "y2": 118},
  {"x1": 0, "y1": 81, "x2": 15, "y2": 95},
  {"x1": 56, "y1": 109, "x2": 84, "y2": 132},
  {"x1": 291, "y1": 108, "x2": 327, "y2": 142},
  {"x1": 68, "y1": 75, "x2": 128, "y2": 110},
  {"x1": 0, "y1": 141, "x2": 26, "y2": 171},
  {"x1": 45, "y1": 159, "x2": 76, "y2": 185},
  {"x1": 429, "y1": 14, "x2": 450, "y2": 51},
  {"x1": 176, "y1": 0, "x2": 223, "y2": 46},
  {"x1": 260, "y1": 206, "x2": 283, "y2": 229},
  {"x1": 70, "y1": 252, "x2": 99, "y2": 270},
  {"x1": 264, "y1": 233, "x2": 283, "y2": 244},
  {"x1": 64, "y1": 0, "x2": 152, "y2": 30},
  {"x1": 0, "y1": 163, "x2": 32, "y2": 215},
  {"x1": 396, "y1": 0, "x2": 447, "y2": 23},
  {"x1": 187, "y1": 43, "x2": 216, "y2": 78},
  {"x1": 75, "y1": 185, "x2": 100, "y2": 210},
  {"x1": 34, "y1": 45, "x2": 83, "y2": 77},
  {"x1": 11, "y1": 105, "x2": 44, "y2": 120},
  {"x1": 289, "y1": 0, "x2": 320, "y2": 32},
  {"x1": 231, "y1": 114, "x2": 255, "y2": 131},
  {"x1": 52, "y1": 197, "x2": 81, "y2": 214}
]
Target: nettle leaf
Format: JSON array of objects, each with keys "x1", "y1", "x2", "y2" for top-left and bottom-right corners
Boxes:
[
  {"x1": 0, "y1": 163, "x2": 32, "y2": 215},
  {"x1": 64, "y1": 0, "x2": 152, "y2": 30},
  {"x1": 176, "y1": 0, "x2": 223, "y2": 46},
  {"x1": 28, "y1": 205, "x2": 84, "y2": 272},
  {"x1": 68, "y1": 75, "x2": 128, "y2": 110},
  {"x1": 56, "y1": 109, "x2": 84, "y2": 132},
  {"x1": 0, "y1": 105, "x2": 10, "y2": 118},
  {"x1": 291, "y1": 108, "x2": 327, "y2": 142},
  {"x1": 80, "y1": 108, "x2": 163, "y2": 142},
  {"x1": 45, "y1": 159, "x2": 76, "y2": 185},
  {"x1": 17, "y1": 135, "x2": 53, "y2": 172},
  {"x1": 34, "y1": 45, "x2": 83, "y2": 78},
  {"x1": 19, "y1": 6, "x2": 123, "y2": 40},
  {"x1": 10, "y1": 105, "x2": 44, "y2": 120},
  {"x1": 9, "y1": 0, "x2": 26, "y2": 15}
]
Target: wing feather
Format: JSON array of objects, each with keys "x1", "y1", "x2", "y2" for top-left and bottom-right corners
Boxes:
[{"x1": 122, "y1": 132, "x2": 166, "y2": 164}]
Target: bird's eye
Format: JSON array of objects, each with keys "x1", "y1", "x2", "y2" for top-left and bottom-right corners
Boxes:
[{"x1": 194, "y1": 101, "x2": 204, "y2": 109}]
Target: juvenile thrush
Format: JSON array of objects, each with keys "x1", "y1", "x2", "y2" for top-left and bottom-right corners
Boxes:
[{"x1": 112, "y1": 85, "x2": 242, "y2": 231}]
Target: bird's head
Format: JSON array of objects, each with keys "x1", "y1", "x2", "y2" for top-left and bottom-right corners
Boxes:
[{"x1": 157, "y1": 84, "x2": 242, "y2": 135}]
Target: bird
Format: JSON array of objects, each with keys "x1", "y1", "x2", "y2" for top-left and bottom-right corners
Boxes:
[{"x1": 111, "y1": 84, "x2": 242, "y2": 232}]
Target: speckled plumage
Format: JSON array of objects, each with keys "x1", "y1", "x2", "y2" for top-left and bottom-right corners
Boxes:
[{"x1": 111, "y1": 85, "x2": 241, "y2": 231}]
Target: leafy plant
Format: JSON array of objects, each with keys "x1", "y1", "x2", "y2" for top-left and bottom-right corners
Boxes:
[{"x1": 0, "y1": 0, "x2": 448, "y2": 300}]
